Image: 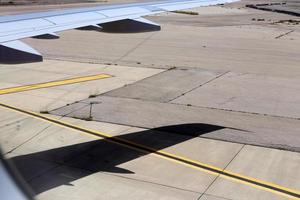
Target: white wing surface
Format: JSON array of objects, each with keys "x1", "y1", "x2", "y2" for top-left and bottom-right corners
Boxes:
[{"x1": 0, "y1": 0, "x2": 237, "y2": 63}]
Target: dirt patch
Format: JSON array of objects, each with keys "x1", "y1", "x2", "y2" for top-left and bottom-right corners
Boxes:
[
  {"x1": 172, "y1": 10, "x2": 199, "y2": 15},
  {"x1": 273, "y1": 19, "x2": 300, "y2": 25}
]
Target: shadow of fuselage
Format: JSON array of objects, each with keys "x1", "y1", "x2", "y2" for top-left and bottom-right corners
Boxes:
[{"x1": 10, "y1": 123, "x2": 225, "y2": 195}]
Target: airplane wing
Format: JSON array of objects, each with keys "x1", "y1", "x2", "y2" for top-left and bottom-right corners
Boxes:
[{"x1": 0, "y1": 0, "x2": 237, "y2": 64}]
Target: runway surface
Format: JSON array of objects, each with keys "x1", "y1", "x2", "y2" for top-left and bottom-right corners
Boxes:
[{"x1": 0, "y1": 0, "x2": 300, "y2": 199}]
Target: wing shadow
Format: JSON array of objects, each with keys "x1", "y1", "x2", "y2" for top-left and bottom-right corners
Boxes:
[{"x1": 9, "y1": 123, "x2": 225, "y2": 194}]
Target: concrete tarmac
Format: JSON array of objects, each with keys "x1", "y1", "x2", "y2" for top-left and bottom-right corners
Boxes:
[{"x1": 0, "y1": 1, "x2": 300, "y2": 200}]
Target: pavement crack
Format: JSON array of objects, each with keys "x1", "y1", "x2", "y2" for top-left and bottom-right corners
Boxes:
[
  {"x1": 197, "y1": 145, "x2": 245, "y2": 200},
  {"x1": 115, "y1": 31, "x2": 157, "y2": 62},
  {"x1": 275, "y1": 30, "x2": 294, "y2": 39},
  {"x1": 5, "y1": 123, "x2": 53, "y2": 155},
  {"x1": 198, "y1": 193, "x2": 236, "y2": 200},
  {"x1": 170, "y1": 100, "x2": 300, "y2": 121},
  {"x1": 3, "y1": 105, "x2": 81, "y2": 155},
  {"x1": 101, "y1": 172, "x2": 202, "y2": 194},
  {"x1": 168, "y1": 71, "x2": 230, "y2": 103}
]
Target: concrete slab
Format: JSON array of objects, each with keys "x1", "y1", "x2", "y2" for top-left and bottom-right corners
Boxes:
[
  {"x1": 119, "y1": 126, "x2": 244, "y2": 169},
  {"x1": 105, "y1": 68, "x2": 225, "y2": 102},
  {"x1": 120, "y1": 24, "x2": 300, "y2": 75},
  {"x1": 10, "y1": 122, "x2": 96, "y2": 160},
  {"x1": 19, "y1": 89, "x2": 89, "y2": 102},
  {"x1": 0, "y1": 66, "x2": 22, "y2": 75},
  {"x1": 1, "y1": 2, "x2": 300, "y2": 200},
  {"x1": 5, "y1": 110, "x2": 298, "y2": 200},
  {"x1": 163, "y1": 137, "x2": 243, "y2": 169},
  {"x1": 206, "y1": 145, "x2": 300, "y2": 200},
  {"x1": 0, "y1": 69, "x2": 71, "y2": 85},
  {"x1": 0, "y1": 60, "x2": 163, "y2": 111},
  {"x1": 223, "y1": 145, "x2": 300, "y2": 190},
  {"x1": 100, "y1": 151, "x2": 217, "y2": 193},
  {"x1": 51, "y1": 96, "x2": 300, "y2": 152},
  {"x1": 23, "y1": 22, "x2": 300, "y2": 78},
  {"x1": 2, "y1": 113, "x2": 221, "y2": 196},
  {"x1": 24, "y1": 30, "x2": 157, "y2": 63},
  {"x1": 0, "y1": 82, "x2": 21, "y2": 89},
  {"x1": 0, "y1": 108, "x2": 246, "y2": 198},
  {"x1": 0, "y1": 93, "x2": 73, "y2": 112},
  {"x1": 0, "y1": 109, "x2": 28, "y2": 128},
  {"x1": 207, "y1": 178, "x2": 289, "y2": 200},
  {"x1": 3, "y1": 60, "x2": 108, "y2": 76},
  {"x1": 0, "y1": 109, "x2": 51, "y2": 154},
  {"x1": 172, "y1": 72, "x2": 300, "y2": 119},
  {"x1": 3, "y1": 101, "x2": 299, "y2": 200},
  {"x1": 63, "y1": 116, "x2": 132, "y2": 136},
  {"x1": 30, "y1": 166, "x2": 201, "y2": 200}
]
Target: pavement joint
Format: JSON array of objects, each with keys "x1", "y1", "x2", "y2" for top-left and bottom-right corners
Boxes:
[
  {"x1": 115, "y1": 31, "x2": 158, "y2": 62},
  {"x1": 200, "y1": 193, "x2": 235, "y2": 200},
  {"x1": 90, "y1": 93, "x2": 300, "y2": 125},
  {"x1": 275, "y1": 30, "x2": 294, "y2": 39},
  {"x1": 197, "y1": 145, "x2": 246, "y2": 200},
  {"x1": 4, "y1": 122, "x2": 54, "y2": 156},
  {"x1": 171, "y1": 101, "x2": 300, "y2": 121},
  {"x1": 101, "y1": 172, "x2": 203, "y2": 194},
  {"x1": 167, "y1": 71, "x2": 230, "y2": 103}
]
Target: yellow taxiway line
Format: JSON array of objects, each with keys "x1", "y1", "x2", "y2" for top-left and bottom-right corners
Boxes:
[
  {"x1": 0, "y1": 74, "x2": 112, "y2": 95},
  {"x1": 0, "y1": 102, "x2": 299, "y2": 200}
]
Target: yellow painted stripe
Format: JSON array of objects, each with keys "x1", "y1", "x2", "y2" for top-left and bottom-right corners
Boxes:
[
  {"x1": 0, "y1": 74, "x2": 112, "y2": 95},
  {"x1": 0, "y1": 102, "x2": 299, "y2": 199}
]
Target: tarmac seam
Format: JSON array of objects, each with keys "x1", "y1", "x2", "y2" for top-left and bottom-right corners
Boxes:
[
  {"x1": 198, "y1": 193, "x2": 235, "y2": 200},
  {"x1": 87, "y1": 94, "x2": 300, "y2": 123},
  {"x1": 51, "y1": 95, "x2": 300, "y2": 152},
  {"x1": 101, "y1": 172, "x2": 202, "y2": 194},
  {"x1": 115, "y1": 31, "x2": 158, "y2": 62},
  {"x1": 5, "y1": 123, "x2": 54, "y2": 156},
  {"x1": 167, "y1": 71, "x2": 230, "y2": 102},
  {"x1": 1, "y1": 102, "x2": 300, "y2": 199},
  {"x1": 197, "y1": 145, "x2": 245, "y2": 200},
  {"x1": 101, "y1": 68, "x2": 168, "y2": 97},
  {"x1": 275, "y1": 30, "x2": 294, "y2": 39},
  {"x1": 170, "y1": 101, "x2": 300, "y2": 121}
]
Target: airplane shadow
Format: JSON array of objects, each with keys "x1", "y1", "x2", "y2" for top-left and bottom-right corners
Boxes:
[{"x1": 9, "y1": 123, "x2": 226, "y2": 195}]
